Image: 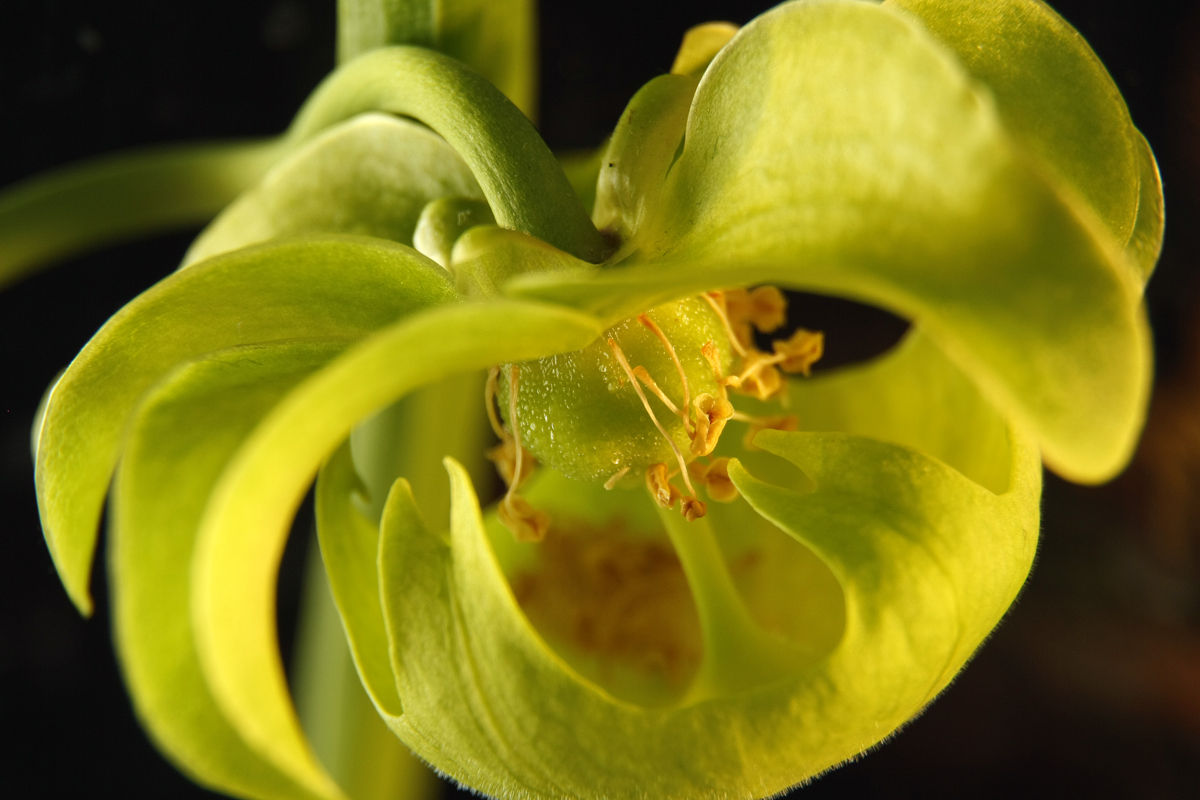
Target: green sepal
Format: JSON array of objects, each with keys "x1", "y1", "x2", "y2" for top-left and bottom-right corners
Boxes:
[
  {"x1": 185, "y1": 115, "x2": 482, "y2": 267},
  {"x1": 37, "y1": 235, "x2": 457, "y2": 615},
  {"x1": 509, "y1": 0, "x2": 1150, "y2": 484},
  {"x1": 286, "y1": 46, "x2": 607, "y2": 262},
  {"x1": 188, "y1": 299, "x2": 602, "y2": 800},
  {"x1": 113, "y1": 342, "x2": 349, "y2": 800},
  {"x1": 336, "y1": 0, "x2": 537, "y2": 119},
  {"x1": 0, "y1": 138, "x2": 282, "y2": 288}
]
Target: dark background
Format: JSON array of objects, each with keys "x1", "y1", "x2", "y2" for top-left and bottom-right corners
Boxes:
[{"x1": 3, "y1": 1, "x2": 1200, "y2": 798}]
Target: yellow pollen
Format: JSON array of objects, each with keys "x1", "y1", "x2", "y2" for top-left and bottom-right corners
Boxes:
[
  {"x1": 772, "y1": 328, "x2": 825, "y2": 375},
  {"x1": 728, "y1": 349, "x2": 784, "y2": 401},
  {"x1": 690, "y1": 393, "x2": 733, "y2": 457},
  {"x1": 680, "y1": 495, "x2": 707, "y2": 522}
]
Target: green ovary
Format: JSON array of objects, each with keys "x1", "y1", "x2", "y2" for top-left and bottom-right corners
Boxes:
[{"x1": 499, "y1": 295, "x2": 733, "y2": 487}]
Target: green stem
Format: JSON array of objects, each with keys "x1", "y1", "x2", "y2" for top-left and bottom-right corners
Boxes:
[
  {"x1": 287, "y1": 46, "x2": 608, "y2": 263},
  {"x1": 292, "y1": 534, "x2": 439, "y2": 800},
  {"x1": 0, "y1": 138, "x2": 284, "y2": 289},
  {"x1": 656, "y1": 507, "x2": 805, "y2": 701}
]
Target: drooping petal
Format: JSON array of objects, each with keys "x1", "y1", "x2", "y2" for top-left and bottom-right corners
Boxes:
[
  {"x1": 509, "y1": 0, "x2": 1151, "y2": 484},
  {"x1": 113, "y1": 342, "x2": 349, "y2": 800},
  {"x1": 189, "y1": 300, "x2": 601, "y2": 799},
  {"x1": 37, "y1": 235, "x2": 457, "y2": 614},
  {"x1": 184, "y1": 114, "x2": 482, "y2": 267}
]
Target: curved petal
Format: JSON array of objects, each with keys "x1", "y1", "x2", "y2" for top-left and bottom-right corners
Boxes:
[
  {"x1": 184, "y1": 114, "x2": 482, "y2": 267},
  {"x1": 888, "y1": 0, "x2": 1145, "y2": 253},
  {"x1": 377, "y1": 422, "x2": 1037, "y2": 799},
  {"x1": 113, "y1": 342, "x2": 349, "y2": 800},
  {"x1": 37, "y1": 235, "x2": 457, "y2": 614},
  {"x1": 190, "y1": 300, "x2": 602, "y2": 794},
  {"x1": 509, "y1": 0, "x2": 1150, "y2": 484},
  {"x1": 0, "y1": 138, "x2": 282, "y2": 288}
]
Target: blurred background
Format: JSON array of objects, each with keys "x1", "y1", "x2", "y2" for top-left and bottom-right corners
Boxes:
[{"x1": 1, "y1": 1, "x2": 1198, "y2": 797}]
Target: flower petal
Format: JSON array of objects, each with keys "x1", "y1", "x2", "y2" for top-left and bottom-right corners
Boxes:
[
  {"x1": 184, "y1": 114, "x2": 482, "y2": 267},
  {"x1": 510, "y1": 0, "x2": 1150, "y2": 483},
  {"x1": 113, "y1": 342, "x2": 348, "y2": 800},
  {"x1": 375, "y1": 322, "x2": 1040, "y2": 799},
  {"x1": 37, "y1": 235, "x2": 457, "y2": 614},
  {"x1": 189, "y1": 299, "x2": 601, "y2": 799}
]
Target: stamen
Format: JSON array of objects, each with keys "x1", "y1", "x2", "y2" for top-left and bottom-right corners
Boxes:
[
  {"x1": 680, "y1": 496, "x2": 707, "y2": 522},
  {"x1": 499, "y1": 364, "x2": 549, "y2": 542},
  {"x1": 728, "y1": 349, "x2": 784, "y2": 401},
  {"x1": 603, "y1": 466, "x2": 631, "y2": 490},
  {"x1": 700, "y1": 340, "x2": 730, "y2": 401},
  {"x1": 726, "y1": 286, "x2": 787, "y2": 339},
  {"x1": 690, "y1": 393, "x2": 733, "y2": 457},
  {"x1": 487, "y1": 439, "x2": 535, "y2": 489},
  {"x1": 638, "y1": 314, "x2": 692, "y2": 430},
  {"x1": 484, "y1": 366, "x2": 507, "y2": 440},
  {"x1": 646, "y1": 463, "x2": 681, "y2": 509},
  {"x1": 701, "y1": 292, "x2": 748, "y2": 357},
  {"x1": 607, "y1": 337, "x2": 699, "y2": 500},
  {"x1": 689, "y1": 458, "x2": 739, "y2": 503},
  {"x1": 731, "y1": 411, "x2": 799, "y2": 450},
  {"x1": 632, "y1": 366, "x2": 687, "y2": 424}
]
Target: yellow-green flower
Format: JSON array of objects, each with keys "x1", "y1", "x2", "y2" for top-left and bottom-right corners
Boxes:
[{"x1": 4, "y1": 1, "x2": 1161, "y2": 798}]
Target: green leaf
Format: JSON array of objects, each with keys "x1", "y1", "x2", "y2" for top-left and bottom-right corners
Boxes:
[
  {"x1": 1125, "y1": 129, "x2": 1166, "y2": 281},
  {"x1": 888, "y1": 0, "x2": 1148, "y2": 258},
  {"x1": 37, "y1": 235, "x2": 457, "y2": 615},
  {"x1": 188, "y1": 299, "x2": 602, "y2": 800},
  {"x1": 373, "y1": 319, "x2": 1038, "y2": 799},
  {"x1": 509, "y1": 0, "x2": 1150, "y2": 484},
  {"x1": 112, "y1": 342, "x2": 348, "y2": 800},
  {"x1": 0, "y1": 138, "x2": 282, "y2": 288},
  {"x1": 336, "y1": 0, "x2": 537, "y2": 119},
  {"x1": 286, "y1": 46, "x2": 607, "y2": 262},
  {"x1": 185, "y1": 115, "x2": 482, "y2": 267}
]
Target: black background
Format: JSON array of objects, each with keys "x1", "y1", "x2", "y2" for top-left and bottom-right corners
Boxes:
[{"x1": 3, "y1": 1, "x2": 1200, "y2": 798}]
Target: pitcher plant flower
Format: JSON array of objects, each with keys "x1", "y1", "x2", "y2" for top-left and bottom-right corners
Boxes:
[{"x1": 2, "y1": 0, "x2": 1162, "y2": 798}]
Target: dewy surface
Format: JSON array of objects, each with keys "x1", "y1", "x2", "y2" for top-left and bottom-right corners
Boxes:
[{"x1": 0, "y1": 0, "x2": 1163, "y2": 799}]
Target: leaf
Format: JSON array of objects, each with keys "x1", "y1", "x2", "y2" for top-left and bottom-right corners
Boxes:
[
  {"x1": 0, "y1": 138, "x2": 282, "y2": 288},
  {"x1": 336, "y1": 0, "x2": 537, "y2": 119},
  {"x1": 184, "y1": 115, "x2": 482, "y2": 267},
  {"x1": 189, "y1": 299, "x2": 602, "y2": 800},
  {"x1": 112, "y1": 342, "x2": 348, "y2": 800},
  {"x1": 509, "y1": 0, "x2": 1150, "y2": 484},
  {"x1": 373, "y1": 317, "x2": 1040, "y2": 800},
  {"x1": 37, "y1": 235, "x2": 457, "y2": 615},
  {"x1": 286, "y1": 46, "x2": 607, "y2": 262}
]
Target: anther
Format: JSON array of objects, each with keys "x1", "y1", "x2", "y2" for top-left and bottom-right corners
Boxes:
[
  {"x1": 680, "y1": 496, "x2": 707, "y2": 522},
  {"x1": 691, "y1": 393, "x2": 733, "y2": 457},
  {"x1": 689, "y1": 457, "x2": 739, "y2": 502},
  {"x1": 731, "y1": 412, "x2": 798, "y2": 450},
  {"x1": 728, "y1": 349, "x2": 784, "y2": 401},
  {"x1": 646, "y1": 463, "x2": 680, "y2": 509},
  {"x1": 725, "y1": 286, "x2": 787, "y2": 342},
  {"x1": 772, "y1": 328, "x2": 824, "y2": 375}
]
